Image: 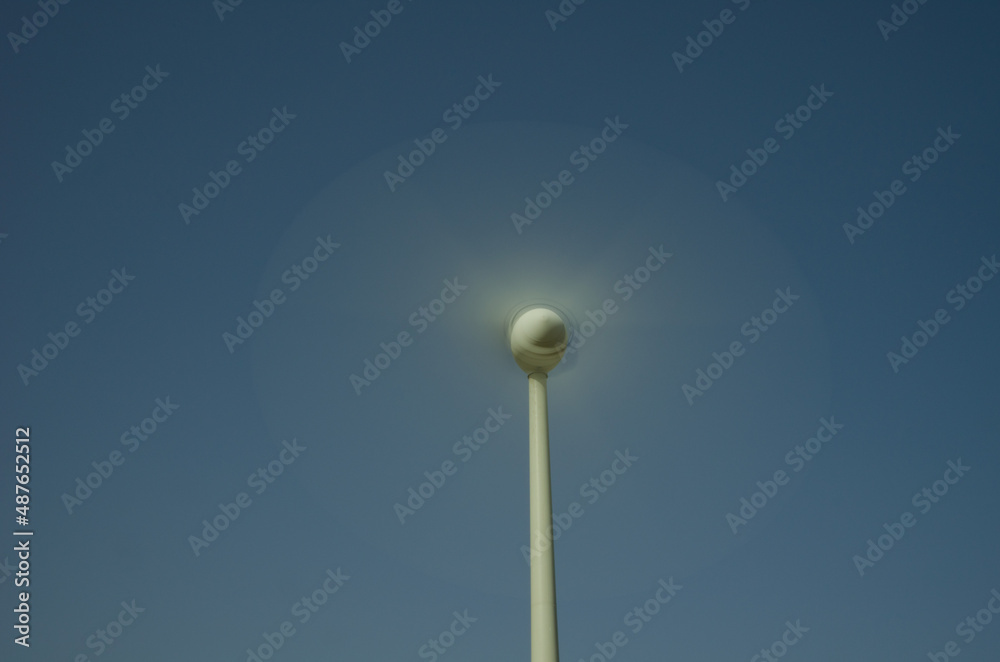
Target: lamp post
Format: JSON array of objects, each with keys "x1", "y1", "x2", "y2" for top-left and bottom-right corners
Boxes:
[{"x1": 509, "y1": 305, "x2": 570, "y2": 662}]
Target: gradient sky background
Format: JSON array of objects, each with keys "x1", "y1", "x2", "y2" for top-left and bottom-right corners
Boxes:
[{"x1": 2, "y1": 1, "x2": 999, "y2": 661}]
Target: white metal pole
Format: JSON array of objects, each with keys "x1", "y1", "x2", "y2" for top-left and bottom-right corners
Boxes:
[
  {"x1": 528, "y1": 371, "x2": 560, "y2": 662},
  {"x1": 509, "y1": 305, "x2": 567, "y2": 662}
]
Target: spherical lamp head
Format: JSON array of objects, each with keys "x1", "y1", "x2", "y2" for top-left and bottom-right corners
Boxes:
[{"x1": 508, "y1": 305, "x2": 569, "y2": 374}]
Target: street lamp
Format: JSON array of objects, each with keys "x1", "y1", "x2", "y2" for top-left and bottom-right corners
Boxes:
[{"x1": 508, "y1": 304, "x2": 570, "y2": 662}]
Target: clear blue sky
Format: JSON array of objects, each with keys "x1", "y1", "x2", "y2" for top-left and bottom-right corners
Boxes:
[{"x1": 2, "y1": 1, "x2": 999, "y2": 660}]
